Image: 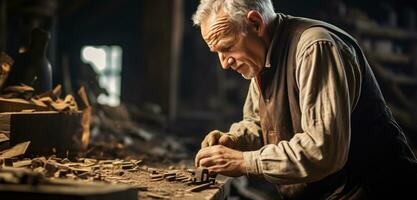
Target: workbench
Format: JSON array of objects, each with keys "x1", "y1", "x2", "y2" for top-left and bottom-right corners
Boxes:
[{"x1": 0, "y1": 157, "x2": 233, "y2": 200}]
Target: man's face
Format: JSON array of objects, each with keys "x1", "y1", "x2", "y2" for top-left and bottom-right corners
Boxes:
[{"x1": 201, "y1": 11, "x2": 267, "y2": 79}]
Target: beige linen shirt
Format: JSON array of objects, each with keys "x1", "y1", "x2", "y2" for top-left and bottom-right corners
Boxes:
[{"x1": 228, "y1": 18, "x2": 363, "y2": 184}]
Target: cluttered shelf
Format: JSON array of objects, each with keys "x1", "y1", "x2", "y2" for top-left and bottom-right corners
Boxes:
[
  {"x1": 338, "y1": 18, "x2": 417, "y2": 41},
  {"x1": 366, "y1": 52, "x2": 411, "y2": 65}
]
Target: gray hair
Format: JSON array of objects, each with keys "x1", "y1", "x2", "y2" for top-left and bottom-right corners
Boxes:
[{"x1": 192, "y1": 0, "x2": 276, "y2": 31}]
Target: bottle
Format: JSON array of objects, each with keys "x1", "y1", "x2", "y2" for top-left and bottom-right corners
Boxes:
[{"x1": 6, "y1": 28, "x2": 52, "y2": 94}]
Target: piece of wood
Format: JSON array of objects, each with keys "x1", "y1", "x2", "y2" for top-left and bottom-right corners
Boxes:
[
  {"x1": 0, "y1": 97, "x2": 49, "y2": 112},
  {"x1": 0, "y1": 132, "x2": 9, "y2": 142},
  {"x1": 0, "y1": 111, "x2": 83, "y2": 156},
  {"x1": 80, "y1": 106, "x2": 91, "y2": 149},
  {"x1": 147, "y1": 192, "x2": 169, "y2": 199},
  {"x1": 0, "y1": 141, "x2": 30, "y2": 159},
  {"x1": 186, "y1": 182, "x2": 213, "y2": 192},
  {"x1": 12, "y1": 159, "x2": 32, "y2": 168},
  {"x1": 0, "y1": 51, "x2": 13, "y2": 89}
]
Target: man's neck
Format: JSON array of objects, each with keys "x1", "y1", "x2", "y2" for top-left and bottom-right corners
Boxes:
[{"x1": 263, "y1": 14, "x2": 278, "y2": 46}]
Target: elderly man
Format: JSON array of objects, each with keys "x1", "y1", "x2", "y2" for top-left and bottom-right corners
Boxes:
[{"x1": 192, "y1": 0, "x2": 417, "y2": 199}]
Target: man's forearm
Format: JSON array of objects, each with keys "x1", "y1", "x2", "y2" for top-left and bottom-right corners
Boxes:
[{"x1": 228, "y1": 121, "x2": 262, "y2": 151}]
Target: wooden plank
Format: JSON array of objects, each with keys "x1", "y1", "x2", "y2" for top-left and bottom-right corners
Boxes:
[
  {"x1": 142, "y1": 0, "x2": 173, "y2": 113},
  {"x1": 0, "y1": 141, "x2": 30, "y2": 159},
  {"x1": 168, "y1": 0, "x2": 184, "y2": 123},
  {"x1": 0, "y1": 112, "x2": 10, "y2": 137},
  {"x1": 0, "y1": 97, "x2": 48, "y2": 112},
  {"x1": 0, "y1": 132, "x2": 9, "y2": 142}
]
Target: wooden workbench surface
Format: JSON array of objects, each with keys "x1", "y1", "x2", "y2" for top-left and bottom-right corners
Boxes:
[
  {"x1": 131, "y1": 174, "x2": 231, "y2": 200},
  {"x1": 129, "y1": 170, "x2": 232, "y2": 200}
]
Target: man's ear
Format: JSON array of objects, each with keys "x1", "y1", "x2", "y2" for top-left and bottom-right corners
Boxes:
[{"x1": 246, "y1": 10, "x2": 265, "y2": 36}]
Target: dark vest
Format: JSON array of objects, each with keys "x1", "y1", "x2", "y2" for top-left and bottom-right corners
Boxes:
[{"x1": 258, "y1": 14, "x2": 417, "y2": 199}]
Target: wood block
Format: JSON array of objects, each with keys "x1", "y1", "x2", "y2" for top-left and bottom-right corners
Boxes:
[{"x1": 0, "y1": 111, "x2": 84, "y2": 156}]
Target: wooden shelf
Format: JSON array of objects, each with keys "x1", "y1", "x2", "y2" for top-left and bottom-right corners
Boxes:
[
  {"x1": 368, "y1": 52, "x2": 411, "y2": 65},
  {"x1": 342, "y1": 19, "x2": 417, "y2": 41}
]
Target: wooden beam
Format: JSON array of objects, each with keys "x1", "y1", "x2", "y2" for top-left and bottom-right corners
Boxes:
[
  {"x1": 169, "y1": 0, "x2": 184, "y2": 123},
  {"x1": 141, "y1": 0, "x2": 174, "y2": 114},
  {"x1": 0, "y1": 0, "x2": 6, "y2": 51}
]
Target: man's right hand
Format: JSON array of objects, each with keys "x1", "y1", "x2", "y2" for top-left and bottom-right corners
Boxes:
[{"x1": 201, "y1": 130, "x2": 238, "y2": 149}]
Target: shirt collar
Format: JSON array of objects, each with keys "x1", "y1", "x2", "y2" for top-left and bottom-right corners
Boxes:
[{"x1": 265, "y1": 14, "x2": 282, "y2": 68}]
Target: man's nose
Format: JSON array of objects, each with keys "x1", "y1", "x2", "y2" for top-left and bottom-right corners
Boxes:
[{"x1": 218, "y1": 53, "x2": 234, "y2": 69}]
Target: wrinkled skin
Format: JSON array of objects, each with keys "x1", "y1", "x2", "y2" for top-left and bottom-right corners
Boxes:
[
  {"x1": 200, "y1": 9, "x2": 271, "y2": 79},
  {"x1": 195, "y1": 10, "x2": 275, "y2": 177},
  {"x1": 200, "y1": 130, "x2": 238, "y2": 149},
  {"x1": 195, "y1": 145, "x2": 246, "y2": 177}
]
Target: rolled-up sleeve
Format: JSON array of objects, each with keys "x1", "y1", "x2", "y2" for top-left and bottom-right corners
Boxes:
[
  {"x1": 227, "y1": 79, "x2": 263, "y2": 151},
  {"x1": 242, "y1": 28, "x2": 362, "y2": 184}
]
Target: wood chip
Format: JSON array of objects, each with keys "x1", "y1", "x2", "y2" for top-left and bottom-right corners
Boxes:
[
  {"x1": 176, "y1": 176, "x2": 189, "y2": 181},
  {"x1": 148, "y1": 168, "x2": 158, "y2": 174},
  {"x1": 165, "y1": 175, "x2": 176, "y2": 181},
  {"x1": 3, "y1": 84, "x2": 34, "y2": 93},
  {"x1": 0, "y1": 141, "x2": 30, "y2": 159},
  {"x1": 185, "y1": 182, "x2": 213, "y2": 192},
  {"x1": 147, "y1": 192, "x2": 169, "y2": 199},
  {"x1": 12, "y1": 159, "x2": 32, "y2": 168},
  {"x1": 181, "y1": 178, "x2": 192, "y2": 183},
  {"x1": 150, "y1": 177, "x2": 164, "y2": 182},
  {"x1": 0, "y1": 133, "x2": 9, "y2": 143},
  {"x1": 52, "y1": 84, "x2": 62, "y2": 98},
  {"x1": 150, "y1": 174, "x2": 163, "y2": 179},
  {"x1": 163, "y1": 172, "x2": 176, "y2": 178}
]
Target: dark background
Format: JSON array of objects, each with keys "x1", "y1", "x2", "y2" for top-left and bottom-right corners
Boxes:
[{"x1": 1, "y1": 0, "x2": 417, "y2": 154}]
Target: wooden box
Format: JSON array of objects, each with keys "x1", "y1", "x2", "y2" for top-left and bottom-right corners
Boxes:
[{"x1": 0, "y1": 111, "x2": 84, "y2": 156}]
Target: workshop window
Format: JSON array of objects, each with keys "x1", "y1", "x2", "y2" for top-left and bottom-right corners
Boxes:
[{"x1": 81, "y1": 45, "x2": 123, "y2": 106}]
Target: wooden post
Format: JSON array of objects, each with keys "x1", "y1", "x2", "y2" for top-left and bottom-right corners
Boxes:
[
  {"x1": 142, "y1": 0, "x2": 184, "y2": 119},
  {"x1": 169, "y1": 0, "x2": 184, "y2": 124},
  {"x1": 0, "y1": 0, "x2": 6, "y2": 52}
]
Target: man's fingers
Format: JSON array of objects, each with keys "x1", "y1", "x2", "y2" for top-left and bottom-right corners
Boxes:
[
  {"x1": 207, "y1": 135, "x2": 218, "y2": 146},
  {"x1": 199, "y1": 155, "x2": 224, "y2": 167},
  {"x1": 195, "y1": 145, "x2": 223, "y2": 167},
  {"x1": 218, "y1": 135, "x2": 233, "y2": 147},
  {"x1": 195, "y1": 147, "x2": 213, "y2": 167},
  {"x1": 201, "y1": 135, "x2": 217, "y2": 148},
  {"x1": 201, "y1": 131, "x2": 222, "y2": 148},
  {"x1": 201, "y1": 140, "x2": 209, "y2": 148}
]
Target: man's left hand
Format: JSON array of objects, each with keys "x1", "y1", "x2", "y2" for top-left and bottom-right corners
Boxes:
[{"x1": 195, "y1": 145, "x2": 246, "y2": 177}]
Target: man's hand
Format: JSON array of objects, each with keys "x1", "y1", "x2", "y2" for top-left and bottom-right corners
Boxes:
[
  {"x1": 201, "y1": 130, "x2": 238, "y2": 149},
  {"x1": 195, "y1": 145, "x2": 246, "y2": 177}
]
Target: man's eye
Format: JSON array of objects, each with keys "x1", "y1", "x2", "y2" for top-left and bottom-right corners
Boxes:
[{"x1": 221, "y1": 46, "x2": 232, "y2": 52}]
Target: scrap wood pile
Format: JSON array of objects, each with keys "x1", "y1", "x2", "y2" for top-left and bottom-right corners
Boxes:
[
  {"x1": 0, "y1": 151, "x2": 220, "y2": 199},
  {"x1": 75, "y1": 61, "x2": 194, "y2": 164},
  {"x1": 0, "y1": 52, "x2": 91, "y2": 155},
  {"x1": 0, "y1": 52, "x2": 89, "y2": 113}
]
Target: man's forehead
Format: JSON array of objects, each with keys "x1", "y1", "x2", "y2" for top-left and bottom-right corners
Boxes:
[{"x1": 201, "y1": 11, "x2": 235, "y2": 51}]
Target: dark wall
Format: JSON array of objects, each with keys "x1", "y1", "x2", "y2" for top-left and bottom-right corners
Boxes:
[{"x1": 57, "y1": 0, "x2": 143, "y2": 104}]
